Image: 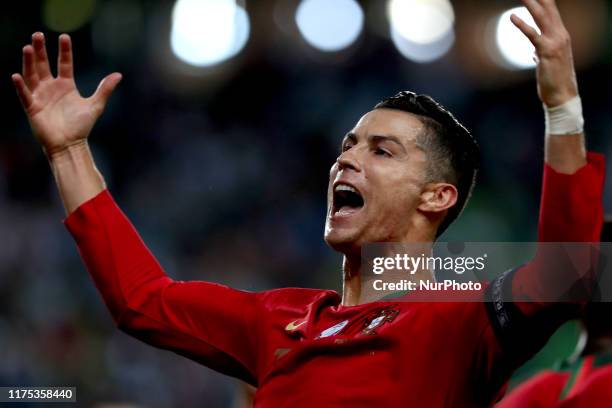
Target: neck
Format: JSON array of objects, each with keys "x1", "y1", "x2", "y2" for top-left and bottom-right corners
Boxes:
[
  {"x1": 342, "y1": 255, "x2": 364, "y2": 306},
  {"x1": 340, "y1": 217, "x2": 439, "y2": 306},
  {"x1": 341, "y1": 243, "x2": 436, "y2": 306}
]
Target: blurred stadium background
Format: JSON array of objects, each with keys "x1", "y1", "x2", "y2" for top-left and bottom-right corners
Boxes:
[{"x1": 1, "y1": 0, "x2": 612, "y2": 406}]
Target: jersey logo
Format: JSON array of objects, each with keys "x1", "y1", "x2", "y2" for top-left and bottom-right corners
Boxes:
[
  {"x1": 361, "y1": 307, "x2": 399, "y2": 335},
  {"x1": 285, "y1": 320, "x2": 307, "y2": 331},
  {"x1": 316, "y1": 319, "x2": 349, "y2": 338}
]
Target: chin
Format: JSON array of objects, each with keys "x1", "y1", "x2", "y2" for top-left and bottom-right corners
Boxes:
[{"x1": 324, "y1": 226, "x2": 363, "y2": 256}]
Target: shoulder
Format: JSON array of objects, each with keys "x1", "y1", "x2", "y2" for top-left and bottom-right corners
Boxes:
[
  {"x1": 388, "y1": 289, "x2": 491, "y2": 337},
  {"x1": 256, "y1": 287, "x2": 341, "y2": 310},
  {"x1": 393, "y1": 285, "x2": 489, "y2": 320}
]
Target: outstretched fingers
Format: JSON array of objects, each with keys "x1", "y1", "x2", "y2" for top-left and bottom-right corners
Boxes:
[
  {"x1": 520, "y1": 0, "x2": 548, "y2": 33},
  {"x1": 31, "y1": 32, "x2": 52, "y2": 80},
  {"x1": 22, "y1": 45, "x2": 39, "y2": 90},
  {"x1": 510, "y1": 14, "x2": 540, "y2": 46},
  {"x1": 521, "y1": 0, "x2": 567, "y2": 36},
  {"x1": 57, "y1": 33, "x2": 73, "y2": 79},
  {"x1": 90, "y1": 72, "x2": 122, "y2": 113},
  {"x1": 539, "y1": 0, "x2": 564, "y2": 21},
  {"x1": 12, "y1": 73, "x2": 33, "y2": 109}
]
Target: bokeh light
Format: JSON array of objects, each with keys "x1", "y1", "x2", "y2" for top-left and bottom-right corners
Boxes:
[
  {"x1": 391, "y1": 27, "x2": 455, "y2": 63},
  {"x1": 43, "y1": 0, "x2": 97, "y2": 32},
  {"x1": 388, "y1": 0, "x2": 455, "y2": 63},
  {"x1": 388, "y1": 0, "x2": 454, "y2": 44},
  {"x1": 295, "y1": 0, "x2": 364, "y2": 52},
  {"x1": 495, "y1": 7, "x2": 540, "y2": 70},
  {"x1": 170, "y1": 0, "x2": 250, "y2": 67}
]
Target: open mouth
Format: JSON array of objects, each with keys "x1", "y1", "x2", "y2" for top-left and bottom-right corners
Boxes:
[{"x1": 332, "y1": 183, "x2": 365, "y2": 217}]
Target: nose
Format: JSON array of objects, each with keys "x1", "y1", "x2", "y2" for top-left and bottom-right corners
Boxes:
[{"x1": 336, "y1": 148, "x2": 361, "y2": 173}]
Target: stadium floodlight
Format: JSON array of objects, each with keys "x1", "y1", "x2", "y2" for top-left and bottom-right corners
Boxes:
[
  {"x1": 295, "y1": 0, "x2": 364, "y2": 52},
  {"x1": 387, "y1": 0, "x2": 455, "y2": 63},
  {"x1": 495, "y1": 7, "x2": 540, "y2": 70},
  {"x1": 390, "y1": 27, "x2": 454, "y2": 63},
  {"x1": 388, "y1": 0, "x2": 454, "y2": 44},
  {"x1": 170, "y1": 0, "x2": 250, "y2": 67}
]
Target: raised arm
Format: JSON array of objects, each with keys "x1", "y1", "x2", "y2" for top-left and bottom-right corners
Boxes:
[
  {"x1": 11, "y1": 32, "x2": 121, "y2": 214},
  {"x1": 510, "y1": 0, "x2": 586, "y2": 173},
  {"x1": 479, "y1": 0, "x2": 605, "y2": 388},
  {"x1": 508, "y1": 0, "x2": 604, "y2": 250},
  {"x1": 12, "y1": 33, "x2": 262, "y2": 384}
]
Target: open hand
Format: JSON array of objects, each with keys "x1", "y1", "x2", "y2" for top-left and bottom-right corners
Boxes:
[{"x1": 11, "y1": 32, "x2": 122, "y2": 157}]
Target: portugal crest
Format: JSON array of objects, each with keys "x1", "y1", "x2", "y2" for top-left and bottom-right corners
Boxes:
[{"x1": 361, "y1": 306, "x2": 399, "y2": 335}]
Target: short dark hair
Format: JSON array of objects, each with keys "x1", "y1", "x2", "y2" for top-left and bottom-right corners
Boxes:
[{"x1": 374, "y1": 91, "x2": 480, "y2": 237}]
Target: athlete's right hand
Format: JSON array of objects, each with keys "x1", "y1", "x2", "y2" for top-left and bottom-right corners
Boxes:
[{"x1": 11, "y1": 32, "x2": 122, "y2": 158}]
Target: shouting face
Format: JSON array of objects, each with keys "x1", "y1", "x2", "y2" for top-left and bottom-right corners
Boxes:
[{"x1": 324, "y1": 108, "x2": 434, "y2": 255}]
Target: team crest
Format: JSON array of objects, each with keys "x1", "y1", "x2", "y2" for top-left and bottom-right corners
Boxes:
[{"x1": 361, "y1": 307, "x2": 399, "y2": 335}]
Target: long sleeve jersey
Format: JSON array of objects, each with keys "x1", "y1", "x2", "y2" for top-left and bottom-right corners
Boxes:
[{"x1": 65, "y1": 153, "x2": 605, "y2": 407}]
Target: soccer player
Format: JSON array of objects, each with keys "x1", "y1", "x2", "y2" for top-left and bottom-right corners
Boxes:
[
  {"x1": 11, "y1": 0, "x2": 605, "y2": 406},
  {"x1": 496, "y1": 221, "x2": 612, "y2": 408}
]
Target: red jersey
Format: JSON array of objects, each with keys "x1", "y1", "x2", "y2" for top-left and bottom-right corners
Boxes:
[
  {"x1": 496, "y1": 354, "x2": 612, "y2": 407},
  {"x1": 64, "y1": 153, "x2": 604, "y2": 407}
]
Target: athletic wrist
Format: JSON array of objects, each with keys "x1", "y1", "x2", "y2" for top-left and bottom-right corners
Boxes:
[
  {"x1": 46, "y1": 139, "x2": 90, "y2": 164},
  {"x1": 544, "y1": 95, "x2": 584, "y2": 136},
  {"x1": 48, "y1": 140, "x2": 106, "y2": 215}
]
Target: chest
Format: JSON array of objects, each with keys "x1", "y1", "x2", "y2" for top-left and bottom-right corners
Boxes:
[
  {"x1": 259, "y1": 303, "x2": 473, "y2": 380},
  {"x1": 254, "y1": 303, "x2": 482, "y2": 407}
]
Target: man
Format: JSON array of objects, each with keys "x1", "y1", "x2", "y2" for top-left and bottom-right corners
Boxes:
[
  {"x1": 496, "y1": 221, "x2": 612, "y2": 408},
  {"x1": 11, "y1": 0, "x2": 605, "y2": 406}
]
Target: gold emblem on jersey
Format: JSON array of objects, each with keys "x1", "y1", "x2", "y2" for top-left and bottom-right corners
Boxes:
[{"x1": 285, "y1": 320, "x2": 307, "y2": 331}]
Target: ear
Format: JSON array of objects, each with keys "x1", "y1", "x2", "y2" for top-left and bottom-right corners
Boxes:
[{"x1": 417, "y1": 182, "x2": 458, "y2": 214}]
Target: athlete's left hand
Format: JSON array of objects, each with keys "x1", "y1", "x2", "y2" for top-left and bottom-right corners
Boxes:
[{"x1": 511, "y1": 0, "x2": 577, "y2": 107}]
